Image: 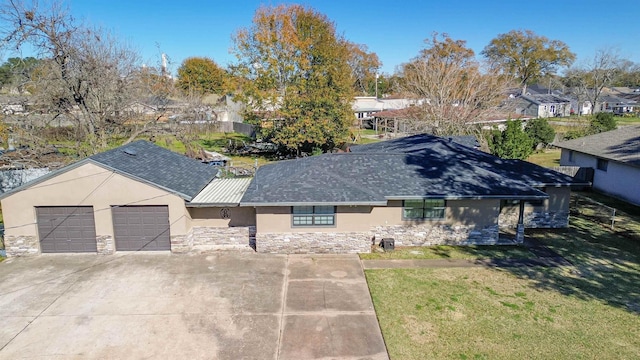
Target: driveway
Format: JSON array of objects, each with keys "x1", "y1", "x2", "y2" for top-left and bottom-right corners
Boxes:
[{"x1": 0, "y1": 253, "x2": 388, "y2": 359}]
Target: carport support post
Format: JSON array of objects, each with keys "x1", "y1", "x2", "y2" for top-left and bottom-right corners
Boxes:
[{"x1": 516, "y1": 200, "x2": 525, "y2": 243}]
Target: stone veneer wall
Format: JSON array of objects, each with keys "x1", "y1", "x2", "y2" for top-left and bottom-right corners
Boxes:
[
  {"x1": 190, "y1": 226, "x2": 253, "y2": 251},
  {"x1": 373, "y1": 223, "x2": 500, "y2": 246},
  {"x1": 96, "y1": 235, "x2": 114, "y2": 255},
  {"x1": 170, "y1": 234, "x2": 192, "y2": 253},
  {"x1": 4, "y1": 235, "x2": 39, "y2": 257},
  {"x1": 256, "y1": 232, "x2": 371, "y2": 254},
  {"x1": 499, "y1": 208, "x2": 569, "y2": 229}
]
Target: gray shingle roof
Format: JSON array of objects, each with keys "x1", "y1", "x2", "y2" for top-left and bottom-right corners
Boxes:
[
  {"x1": 241, "y1": 137, "x2": 559, "y2": 205},
  {"x1": 555, "y1": 125, "x2": 640, "y2": 167},
  {"x1": 90, "y1": 140, "x2": 218, "y2": 200}
]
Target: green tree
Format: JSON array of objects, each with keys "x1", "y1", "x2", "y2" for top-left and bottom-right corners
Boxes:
[
  {"x1": 0, "y1": 57, "x2": 40, "y2": 92},
  {"x1": 482, "y1": 30, "x2": 575, "y2": 94},
  {"x1": 524, "y1": 118, "x2": 555, "y2": 148},
  {"x1": 488, "y1": 120, "x2": 534, "y2": 159},
  {"x1": 231, "y1": 4, "x2": 354, "y2": 154},
  {"x1": 590, "y1": 112, "x2": 616, "y2": 134},
  {"x1": 176, "y1": 57, "x2": 227, "y2": 95}
]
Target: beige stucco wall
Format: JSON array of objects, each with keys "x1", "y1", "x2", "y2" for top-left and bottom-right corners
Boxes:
[
  {"x1": 255, "y1": 199, "x2": 500, "y2": 233},
  {"x1": 1, "y1": 162, "x2": 188, "y2": 240},
  {"x1": 188, "y1": 206, "x2": 256, "y2": 227}
]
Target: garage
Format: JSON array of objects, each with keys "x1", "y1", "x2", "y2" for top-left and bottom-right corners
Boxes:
[
  {"x1": 36, "y1": 206, "x2": 97, "y2": 253},
  {"x1": 112, "y1": 205, "x2": 171, "y2": 251}
]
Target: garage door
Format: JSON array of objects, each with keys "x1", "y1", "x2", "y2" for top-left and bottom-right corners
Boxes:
[
  {"x1": 36, "y1": 206, "x2": 97, "y2": 253},
  {"x1": 112, "y1": 206, "x2": 171, "y2": 251}
]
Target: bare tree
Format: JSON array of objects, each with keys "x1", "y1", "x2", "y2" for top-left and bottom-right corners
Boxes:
[
  {"x1": 398, "y1": 33, "x2": 513, "y2": 135},
  {"x1": 564, "y1": 48, "x2": 621, "y2": 115},
  {"x1": 1, "y1": 0, "x2": 141, "y2": 151}
]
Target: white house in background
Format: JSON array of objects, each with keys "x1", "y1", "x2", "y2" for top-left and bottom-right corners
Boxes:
[
  {"x1": 555, "y1": 124, "x2": 640, "y2": 205},
  {"x1": 352, "y1": 96, "x2": 424, "y2": 126}
]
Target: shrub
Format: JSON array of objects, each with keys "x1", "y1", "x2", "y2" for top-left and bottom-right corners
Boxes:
[
  {"x1": 524, "y1": 118, "x2": 555, "y2": 148},
  {"x1": 487, "y1": 120, "x2": 534, "y2": 160},
  {"x1": 590, "y1": 112, "x2": 617, "y2": 134}
]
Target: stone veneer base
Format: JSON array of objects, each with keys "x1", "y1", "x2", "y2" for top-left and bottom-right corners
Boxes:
[
  {"x1": 256, "y1": 232, "x2": 372, "y2": 254},
  {"x1": 4, "y1": 235, "x2": 40, "y2": 257}
]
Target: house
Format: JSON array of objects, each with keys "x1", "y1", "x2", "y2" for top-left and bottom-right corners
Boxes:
[
  {"x1": 1, "y1": 135, "x2": 581, "y2": 257},
  {"x1": 555, "y1": 125, "x2": 640, "y2": 205},
  {"x1": 514, "y1": 93, "x2": 572, "y2": 118},
  {"x1": 0, "y1": 141, "x2": 256, "y2": 257},
  {"x1": 242, "y1": 134, "x2": 580, "y2": 253},
  {"x1": 596, "y1": 94, "x2": 636, "y2": 114}
]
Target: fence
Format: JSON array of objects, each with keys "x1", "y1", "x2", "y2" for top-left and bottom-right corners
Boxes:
[{"x1": 571, "y1": 193, "x2": 617, "y2": 229}]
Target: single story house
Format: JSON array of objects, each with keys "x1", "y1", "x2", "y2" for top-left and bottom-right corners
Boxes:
[
  {"x1": 1, "y1": 135, "x2": 582, "y2": 257},
  {"x1": 555, "y1": 125, "x2": 640, "y2": 205},
  {"x1": 514, "y1": 93, "x2": 572, "y2": 118}
]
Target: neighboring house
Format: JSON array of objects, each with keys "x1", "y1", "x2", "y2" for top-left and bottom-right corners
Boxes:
[
  {"x1": 556, "y1": 125, "x2": 640, "y2": 205},
  {"x1": 241, "y1": 134, "x2": 580, "y2": 253},
  {"x1": 514, "y1": 93, "x2": 572, "y2": 118},
  {"x1": 352, "y1": 96, "x2": 423, "y2": 128},
  {"x1": 1, "y1": 135, "x2": 582, "y2": 257},
  {"x1": 596, "y1": 94, "x2": 636, "y2": 114},
  {"x1": 0, "y1": 168, "x2": 50, "y2": 193}
]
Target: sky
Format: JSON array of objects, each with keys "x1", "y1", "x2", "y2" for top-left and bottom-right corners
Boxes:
[{"x1": 5, "y1": 0, "x2": 640, "y2": 75}]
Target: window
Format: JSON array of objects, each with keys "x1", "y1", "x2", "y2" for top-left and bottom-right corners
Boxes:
[
  {"x1": 568, "y1": 150, "x2": 574, "y2": 162},
  {"x1": 403, "y1": 199, "x2": 446, "y2": 220},
  {"x1": 597, "y1": 158, "x2": 608, "y2": 171},
  {"x1": 292, "y1": 206, "x2": 335, "y2": 226}
]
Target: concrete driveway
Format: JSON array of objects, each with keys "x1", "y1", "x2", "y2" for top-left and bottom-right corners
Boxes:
[{"x1": 0, "y1": 253, "x2": 388, "y2": 360}]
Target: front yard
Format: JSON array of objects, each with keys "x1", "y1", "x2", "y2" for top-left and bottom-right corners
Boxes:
[{"x1": 366, "y1": 210, "x2": 640, "y2": 359}]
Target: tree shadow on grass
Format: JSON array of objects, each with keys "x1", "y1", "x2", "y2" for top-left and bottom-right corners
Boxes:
[{"x1": 493, "y1": 215, "x2": 640, "y2": 314}]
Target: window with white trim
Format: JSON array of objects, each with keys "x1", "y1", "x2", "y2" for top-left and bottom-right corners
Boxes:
[
  {"x1": 403, "y1": 199, "x2": 446, "y2": 220},
  {"x1": 292, "y1": 206, "x2": 335, "y2": 226}
]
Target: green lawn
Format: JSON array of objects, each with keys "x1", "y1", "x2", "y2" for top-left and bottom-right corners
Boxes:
[
  {"x1": 360, "y1": 245, "x2": 535, "y2": 260},
  {"x1": 366, "y1": 213, "x2": 640, "y2": 359},
  {"x1": 526, "y1": 149, "x2": 561, "y2": 167}
]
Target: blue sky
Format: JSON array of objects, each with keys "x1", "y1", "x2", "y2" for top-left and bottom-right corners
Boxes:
[{"x1": 8, "y1": 0, "x2": 640, "y2": 75}]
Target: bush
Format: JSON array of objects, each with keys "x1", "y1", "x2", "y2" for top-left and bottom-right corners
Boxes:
[
  {"x1": 524, "y1": 118, "x2": 555, "y2": 148},
  {"x1": 590, "y1": 113, "x2": 617, "y2": 134},
  {"x1": 487, "y1": 120, "x2": 534, "y2": 160}
]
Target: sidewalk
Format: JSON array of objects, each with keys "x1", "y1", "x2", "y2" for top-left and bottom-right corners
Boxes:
[{"x1": 361, "y1": 238, "x2": 572, "y2": 270}]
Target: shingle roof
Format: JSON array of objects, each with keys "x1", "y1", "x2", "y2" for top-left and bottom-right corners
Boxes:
[
  {"x1": 90, "y1": 141, "x2": 218, "y2": 200},
  {"x1": 351, "y1": 134, "x2": 578, "y2": 186},
  {"x1": 555, "y1": 125, "x2": 640, "y2": 167},
  {"x1": 190, "y1": 178, "x2": 252, "y2": 205},
  {"x1": 241, "y1": 137, "x2": 561, "y2": 206}
]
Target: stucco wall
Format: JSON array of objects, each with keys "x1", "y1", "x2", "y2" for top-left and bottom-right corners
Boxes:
[
  {"x1": 561, "y1": 149, "x2": 640, "y2": 206},
  {"x1": 1, "y1": 162, "x2": 188, "y2": 254},
  {"x1": 255, "y1": 199, "x2": 500, "y2": 234},
  {"x1": 188, "y1": 206, "x2": 256, "y2": 227}
]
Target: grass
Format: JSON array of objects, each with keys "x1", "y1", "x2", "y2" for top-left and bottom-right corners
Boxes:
[
  {"x1": 526, "y1": 148, "x2": 561, "y2": 167},
  {"x1": 360, "y1": 245, "x2": 535, "y2": 260},
  {"x1": 366, "y1": 213, "x2": 640, "y2": 359}
]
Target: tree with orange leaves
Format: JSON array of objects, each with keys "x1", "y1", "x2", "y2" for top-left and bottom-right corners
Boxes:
[{"x1": 231, "y1": 5, "x2": 355, "y2": 155}]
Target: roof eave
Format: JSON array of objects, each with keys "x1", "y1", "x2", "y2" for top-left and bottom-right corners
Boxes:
[{"x1": 239, "y1": 201, "x2": 388, "y2": 207}]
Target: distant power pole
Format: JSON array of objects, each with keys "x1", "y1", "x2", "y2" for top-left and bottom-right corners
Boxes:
[{"x1": 375, "y1": 73, "x2": 379, "y2": 99}]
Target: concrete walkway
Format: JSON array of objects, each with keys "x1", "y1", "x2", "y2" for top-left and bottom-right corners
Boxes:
[
  {"x1": 362, "y1": 257, "x2": 571, "y2": 269},
  {"x1": 363, "y1": 238, "x2": 572, "y2": 270}
]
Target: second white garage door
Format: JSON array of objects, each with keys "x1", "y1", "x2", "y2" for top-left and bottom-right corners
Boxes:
[{"x1": 111, "y1": 206, "x2": 171, "y2": 251}]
